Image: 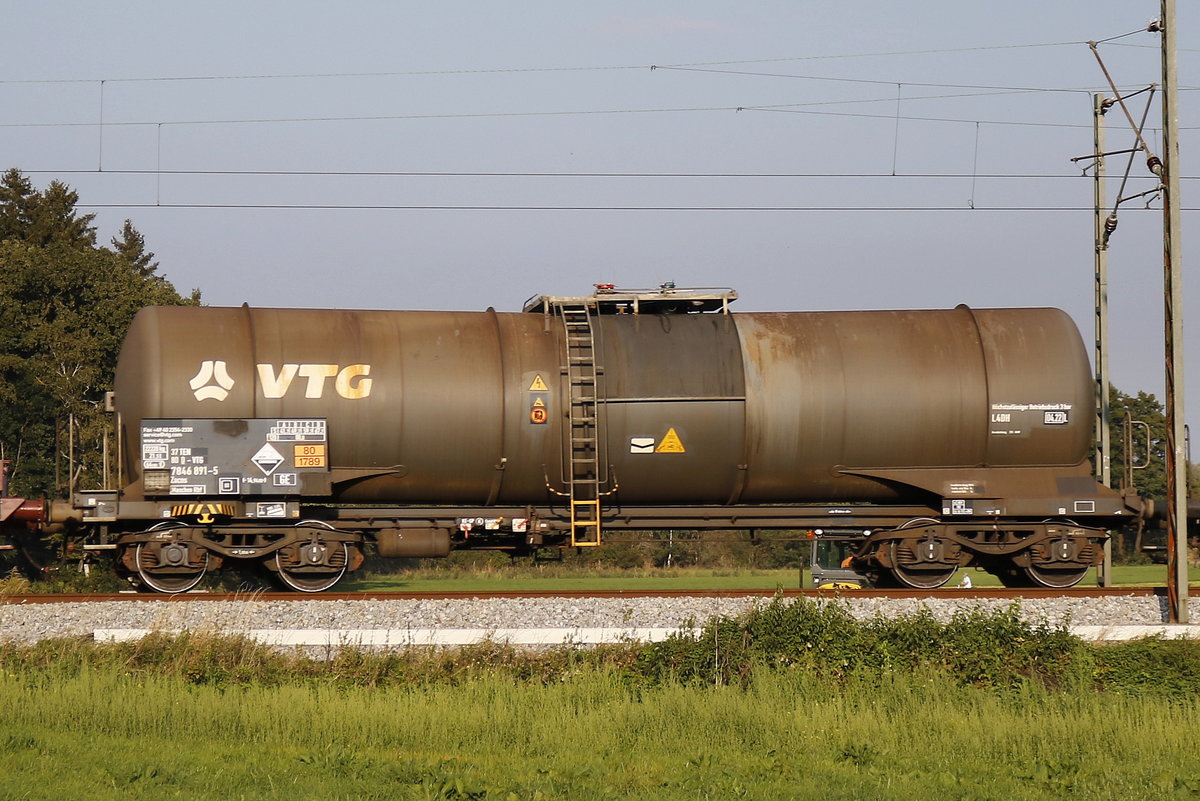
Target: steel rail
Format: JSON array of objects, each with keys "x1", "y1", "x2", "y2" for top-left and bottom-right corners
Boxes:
[{"x1": 0, "y1": 586, "x2": 1163, "y2": 604}]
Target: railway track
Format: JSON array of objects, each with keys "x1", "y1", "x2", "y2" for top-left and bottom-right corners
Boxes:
[{"x1": 0, "y1": 586, "x2": 1164, "y2": 604}]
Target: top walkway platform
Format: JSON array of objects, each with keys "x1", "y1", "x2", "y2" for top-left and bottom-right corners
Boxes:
[{"x1": 523, "y1": 283, "x2": 738, "y2": 315}]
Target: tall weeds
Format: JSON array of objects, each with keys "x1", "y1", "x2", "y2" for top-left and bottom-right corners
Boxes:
[{"x1": 2, "y1": 598, "x2": 1198, "y2": 696}]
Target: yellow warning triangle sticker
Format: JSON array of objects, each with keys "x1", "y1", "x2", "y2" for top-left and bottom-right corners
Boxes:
[
  {"x1": 532, "y1": 397, "x2": 546, "y2": 407},
  {"x1": 528, "y1": 374, "x2": 549, "y2": 391},
  {"x1": 655, "y1": 427, "x2": 686, "y2": 453}
]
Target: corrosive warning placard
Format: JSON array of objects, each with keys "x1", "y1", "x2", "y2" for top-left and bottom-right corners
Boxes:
[{"x1": 656, "y1": 428, "x2": 686, "y2": 453}]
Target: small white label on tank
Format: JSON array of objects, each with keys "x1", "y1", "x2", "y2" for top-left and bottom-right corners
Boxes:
[{"x1": 630, "y1": 437, "x2": 655, "y2": 453}]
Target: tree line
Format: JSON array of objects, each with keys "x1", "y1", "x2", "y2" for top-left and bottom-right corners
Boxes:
[{"x1": 0, "y1": 169, "x2": 197, "y2": 496}]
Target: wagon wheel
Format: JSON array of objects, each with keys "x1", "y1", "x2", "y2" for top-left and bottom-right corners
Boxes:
[
  {"x1": 134, "y1": 542, "x2": 209, "y2": 594},
  {"x1": 887, "y1": 538, "x2": 957, "y2": 590},
  {"x1": 273, "y1": 541, "x2": 350, "y2": 593},
  {"x1": 1022, "y1": 564, "x2": 1089, "y2": 588},
  {"x1": 1022, "y1": 534, "x2": 1092, "y2": 589}
]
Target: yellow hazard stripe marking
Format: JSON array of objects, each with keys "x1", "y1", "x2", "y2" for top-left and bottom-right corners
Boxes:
[{"x1": 171, "y1": 503, "x2": 236, "y2": 518}]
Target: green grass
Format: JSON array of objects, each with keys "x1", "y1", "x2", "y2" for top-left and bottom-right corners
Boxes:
[
  {"x1": 4, "y1": 602, "x2": 1200, "y2": 799},
  {"x1": 344, "y1": 563, "x2": 1200, "y2": 593},
  {"x1": 945, "y1": 564, "x2": 1200, "y2": 590},
  {"x1": 1, "y1": 668, "x2": 1198, "y2": 800},
  {"x1": 346, "y1": 567, "x2": 805, "y2": 593}
]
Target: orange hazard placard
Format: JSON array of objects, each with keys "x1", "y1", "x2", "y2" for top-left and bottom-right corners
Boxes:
[
  {"x1": 530, "y1": 407, "x2": 548, "y2": 424},
  {"x1": 293, "y1": 443, "x2": 327, "y2": 467}
]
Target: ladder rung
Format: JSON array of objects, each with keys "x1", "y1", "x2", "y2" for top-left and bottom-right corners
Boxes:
[
  {"x1": 559, "y1": 303, "x2": 604, "y2": 548},
  {"x1": 569, "y1": 491, "x2": 602, "y2": 545}
]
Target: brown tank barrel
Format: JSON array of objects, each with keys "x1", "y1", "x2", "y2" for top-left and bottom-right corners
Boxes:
[
  {"x1": 115, "y1": 304, "x2": 1093, "y2": 505},
  {"x1": 1147, "y1": 499, "x2": 1200, "y2": 524},
  {"x1": 0, "y1": 498, "x2": 46, "y2": 526},
  {"x1": 731, "y1": 306, "x2": 1092, "y2": 502}
]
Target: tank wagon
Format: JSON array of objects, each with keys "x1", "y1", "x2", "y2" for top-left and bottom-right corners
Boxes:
[{"x1": 3, "y1": 285, "x2": 1142, "y2": 591}]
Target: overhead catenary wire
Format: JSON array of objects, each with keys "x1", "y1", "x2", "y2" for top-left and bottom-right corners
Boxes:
[
  {"x1": 2, "y1": 28, "x2": 1195, "y2": 139},
  {"x1": 0, "y1": 38, "x2": 1134, "y2": 86},
  {"x1": 9, "y1": 26, "x2": 1194, "y2": 212},
  {"x1": 24, "y1": 168, "x2": 1166, "y2": 178},
  {"x1": 73, "y1": 202, "x2": 1198, "y2": 212},
  {"x1": 650, "y1": 65, "x2": 1106, "y2": 95},
  {"x1": 12, "y1": 91, "x2": 1196, "y2": 132},
  {"x1": 0, "y1": 101, "x2": 1117, "y2": 131}
]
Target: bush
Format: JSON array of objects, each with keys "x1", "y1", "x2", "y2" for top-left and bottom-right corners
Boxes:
[
  {"x1": 637, "y1": 599, "x2": 1090, "y2": 690},
  {"x1": 1092, "y1": 637, "x2": 1200, "y2": 696}
]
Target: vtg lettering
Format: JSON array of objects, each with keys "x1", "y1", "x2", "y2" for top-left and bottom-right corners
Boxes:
[{"x1": 257, "y1": 364, "x2": 373, "y2": 399}]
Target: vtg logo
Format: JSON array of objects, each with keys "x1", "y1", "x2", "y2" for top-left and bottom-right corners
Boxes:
[
  {"x1": 257, "y1": 364, "x2": 373, "y2": 399},
  {"x1": 189, "y1": 361, "x2": 374, "y2": 401},
  {"x1": 190, "y1": 360, "x2": 236, "y2": 401}
]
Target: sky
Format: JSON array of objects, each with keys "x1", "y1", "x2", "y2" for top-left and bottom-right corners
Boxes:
[{"x1": 4, "y1": 1, "x2": 1199, "y2": 431}]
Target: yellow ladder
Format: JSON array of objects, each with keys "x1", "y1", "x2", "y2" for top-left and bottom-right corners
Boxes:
[
  {"x1": 560, "y1": 303, "x2": 603, "y2": 546},
  {"x1": 570, "y1": 499, "x2": 601, "y2": 548}
]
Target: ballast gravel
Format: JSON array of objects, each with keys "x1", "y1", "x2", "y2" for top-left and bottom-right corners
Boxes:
[{"x1": 1, "y1": 594, "x2": 1197, "y2": 647}]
